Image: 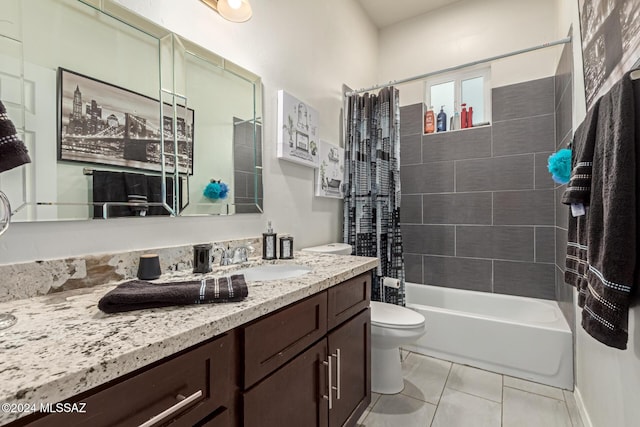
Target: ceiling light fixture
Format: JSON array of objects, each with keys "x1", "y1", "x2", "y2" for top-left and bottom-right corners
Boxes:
[{"x1": 201, "y1": 0, "x2": 253, "y2": 23}]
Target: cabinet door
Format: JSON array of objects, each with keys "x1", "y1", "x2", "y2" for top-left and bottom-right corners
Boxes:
[
  {"x1": 328, "y1": 308, "x2": 371, "y2": 427},
  {"x1": 243, "y1": 340, "x2": 329, "y2": 427}
]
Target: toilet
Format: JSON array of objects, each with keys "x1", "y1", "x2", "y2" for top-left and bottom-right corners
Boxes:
[
  {"x1": 370, "y1": 300, "x2": 425, "y2": 394},
  {"x1": 300, "y1": 242, "x2": 353, "y2": 255},
  {"x1": 301, "y1": 242, "x2": 426, "y2": 394}
]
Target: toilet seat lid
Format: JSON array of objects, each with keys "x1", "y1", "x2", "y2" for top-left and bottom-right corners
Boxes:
[{"x1": 370, "y1": 301, "x2": 425, "y2": 329}]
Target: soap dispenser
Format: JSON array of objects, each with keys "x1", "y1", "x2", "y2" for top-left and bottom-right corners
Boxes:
[
  {"x1": 436, "y1": 106, "x2": 447, "y2": 132},
  {"x1": 262, "y1": 221, "x2": 277, "y2": 260}
]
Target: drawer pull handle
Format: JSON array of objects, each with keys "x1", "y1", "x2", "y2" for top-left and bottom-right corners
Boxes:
[
  {"x1": 332, "y1": 349, "x2": 341, "y2": 400},
  {"x1": 138, "y1": 389, "x2": 203, "y2": 427},
  {"x1": 322, "y1": 356, "x2": 333, "y2": 410}
]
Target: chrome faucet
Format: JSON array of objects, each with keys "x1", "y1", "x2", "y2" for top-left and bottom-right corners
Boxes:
[{"x1": 213, "y1": 243, "x2": 255, "y2": 266}]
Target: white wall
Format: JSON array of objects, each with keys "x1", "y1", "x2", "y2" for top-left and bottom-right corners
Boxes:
[
  {"x1": 0, "y1": 0, "x2": 378, "y2": 263},
  {"x1": 378, "y1": 0, "x2": 562, "y2": 106},
  {"x1": 556, "y1": 2, "x2": 640, "y2": 427}
]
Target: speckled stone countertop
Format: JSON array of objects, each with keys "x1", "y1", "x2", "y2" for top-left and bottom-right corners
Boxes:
[{"x1": 0, "y1": 252, "x2": 378, "y2": 425}]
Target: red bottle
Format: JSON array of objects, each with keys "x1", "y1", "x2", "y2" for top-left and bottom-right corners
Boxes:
[
  {"x1": 424, "y1": 107, "x2": 435, "y2": 134},
  {"x1": 461, "y1": 104, "x2": 468, "y2": 129},
  {"x1": 468, "y1": 106, "x2": 474, "y2": 128}
]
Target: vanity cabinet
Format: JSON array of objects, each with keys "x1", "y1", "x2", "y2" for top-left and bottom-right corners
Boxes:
[
  {"x1": 8, "y1": 271, "x2": 372, "y2": 427},
  {"x1": 242, "y1": 272, "x2": 372, "y2": 427}
]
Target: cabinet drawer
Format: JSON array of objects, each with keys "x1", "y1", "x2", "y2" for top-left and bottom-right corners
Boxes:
[
  {"x1": 243, "y1": 292, "x2": 327, "y2": 388},
  {"x1": 22, "y1": 332, "x2": 235, "y2": 427},
  {"x1": 327, "y1": 272, "x2": 371, "y2": 330}
]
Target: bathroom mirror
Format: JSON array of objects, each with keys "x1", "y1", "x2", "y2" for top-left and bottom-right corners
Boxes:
[{"x1": 0, "y1": 0, "x2": 263, "y2": 221}]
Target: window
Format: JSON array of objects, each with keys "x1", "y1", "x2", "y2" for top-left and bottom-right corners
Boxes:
[{"x1": 424, "y1": 67, "x2": 491, "y2": 131}]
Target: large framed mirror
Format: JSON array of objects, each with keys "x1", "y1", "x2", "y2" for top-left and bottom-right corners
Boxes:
[{"x1": 0, "y1": 0, "x2": 263, "y2": 221}]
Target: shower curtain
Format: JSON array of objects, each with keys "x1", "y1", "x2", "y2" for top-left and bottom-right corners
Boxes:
[{"x1": 343, "y1": 86, "x2": 405, "y2": 305}]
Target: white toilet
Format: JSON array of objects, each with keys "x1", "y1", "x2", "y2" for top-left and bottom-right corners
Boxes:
[
  {"x1": 301, "y1": 242, "x2": 353, "y2": 255},
  {"x1": 370, "y1": 300, "x2": 425, "y2": 394},
  {"x1": 301, "y1": 242, "x2": 426, "y2": 394}
]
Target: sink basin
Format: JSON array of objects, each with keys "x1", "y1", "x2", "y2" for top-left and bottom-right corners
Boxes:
[{"x1": 233, "y1": 264, "x2": 312, "y2": 281}]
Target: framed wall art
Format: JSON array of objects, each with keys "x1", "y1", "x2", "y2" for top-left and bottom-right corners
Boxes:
[
  {"x1": 58, "y1": 68, "x2": 194, "y2": 174},
  {"x1": 578, "y1": 0, "x2": 640, "y2": 108},
  {"x1": 276, "y1": 89, "x2": 320, "y2": 168},
  {"x1": 315, "y1": 140, "x2": 344, "y2": 199}
]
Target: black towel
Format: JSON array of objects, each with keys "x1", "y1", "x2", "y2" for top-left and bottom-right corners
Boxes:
[
  {"x1": 124, "y1": 172, "x2": 148, "y2": 216},
  {"x1": 562, "y1": 99, "x2": 601, "y2": 304},
  {"x1": 147, "y1": 176, "x2": 173, "y2": 216},
  {"x1": 98, "y1": 274, "x2": 248, "y2": 313},
  {"x1": 563, "y1": 71, "x2": 638, "y2": 349},
  {"x1": 92, "y1": 171, "x2": 130, "y2": 218},
  {"x1": 0, "y1": 100, "x2": 31, "y2": 173},
  {"x1": 561, "y1": 97, "x2": 601, "y2": 206}
]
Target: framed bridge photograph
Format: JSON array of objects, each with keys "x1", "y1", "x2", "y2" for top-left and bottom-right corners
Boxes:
[
  {"x1": 57, "y1": 68, "x2": 194, "y2": 174},
  {"x1": 578, "y1": 0, "x2": 640, "y2": 108}
]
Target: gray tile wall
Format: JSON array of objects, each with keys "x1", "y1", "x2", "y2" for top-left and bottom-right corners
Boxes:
[
  {"x1": 399, "y1": 76, "x2": 557, "y2": 299},
  {"x1": 233, "y1": 119, "x2": 263, "y2": 214},
  {"x1": 554, "y1": 39, "x2": 575, "y2": 332}
]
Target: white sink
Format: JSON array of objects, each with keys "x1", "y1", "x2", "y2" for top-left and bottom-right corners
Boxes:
[{"x1": 233, "y1": 263, "x2": 312, "y2": 281}]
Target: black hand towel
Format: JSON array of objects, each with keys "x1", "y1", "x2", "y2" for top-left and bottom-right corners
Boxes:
[
  {"x1": 98, "y1": 275, "x2": 248, "y2": 313},
  {"x1": 147, "y1": 175, "x2": 172, "y2": 216},
  {"x1": 92, "y1": 170, "x2": 130, "y2": 218},
  {"x1": 0, "y1": 100, "x2": 31, "y2": 173}
]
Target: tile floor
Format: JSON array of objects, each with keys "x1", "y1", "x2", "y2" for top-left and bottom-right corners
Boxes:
[{"x1": 358, "y1": 351, "x2": 584, "y2": 427}]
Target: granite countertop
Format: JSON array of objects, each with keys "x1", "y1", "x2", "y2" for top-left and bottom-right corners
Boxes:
[{"x1": 0, "y1": 252, "x2": 378, "y2": 425}]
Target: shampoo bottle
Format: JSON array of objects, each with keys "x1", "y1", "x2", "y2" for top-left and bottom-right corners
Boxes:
[
  {"x1": 424, "y1": 106, "x2": 435, "y2": 134},
  {"x1": 262, "y1": 221, "x2": 277, "y2": 260},
  {"x1": 436, "y1": 106, "x2": 447, "y2": 132},
  {"x1": 451, "y1": 104, "x2": 460, "y2": 131},
  {"x1": 461, "y1": 103, "x2": 468, "y2": 129}
]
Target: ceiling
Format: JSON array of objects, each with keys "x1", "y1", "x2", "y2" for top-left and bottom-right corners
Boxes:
[{"x1": 357, "y1": 0, "x2": 463, "y2": 28}]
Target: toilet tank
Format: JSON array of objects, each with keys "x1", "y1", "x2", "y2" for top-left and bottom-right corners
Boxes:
[{"x1": 301, "y1": 243, "x2": 352, "y2": 255}]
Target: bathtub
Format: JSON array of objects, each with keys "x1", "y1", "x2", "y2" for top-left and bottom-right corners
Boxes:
[{"x1": 404, "y1": 283, "x2": 573, "y2": 390}]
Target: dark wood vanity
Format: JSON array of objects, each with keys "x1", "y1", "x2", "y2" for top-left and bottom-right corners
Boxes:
[{"x1": 8, "y1": 271, "x2": 372, "y2": 427}]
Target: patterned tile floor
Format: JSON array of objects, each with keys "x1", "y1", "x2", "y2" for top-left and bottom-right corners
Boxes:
[{"x1": 358, "y1": 351, "x2": 584, "y2": 427}]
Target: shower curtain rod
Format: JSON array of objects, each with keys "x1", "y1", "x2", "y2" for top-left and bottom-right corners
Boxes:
[{"x1": 345, "y1": 36, "x2": 572, "y2": 96}]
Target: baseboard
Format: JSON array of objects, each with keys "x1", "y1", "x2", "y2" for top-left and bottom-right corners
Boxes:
[{"x1": 574, "y1": 386, "x2": 594, "y2": 427}]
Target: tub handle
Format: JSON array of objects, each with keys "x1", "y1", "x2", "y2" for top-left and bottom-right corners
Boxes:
[{"x1": 322, "y1": 355, "x2": 333, "y2": 410}]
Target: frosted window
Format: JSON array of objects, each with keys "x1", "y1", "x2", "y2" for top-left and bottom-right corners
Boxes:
[
  {"x1": 430, "y1": 81, "x2": 455, "y2": 129},
  {"x1": 461, "y1": 76, "x2": 484, "y2": 125}
]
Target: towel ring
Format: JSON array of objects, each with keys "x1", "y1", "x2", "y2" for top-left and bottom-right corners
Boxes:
[{"x1": 0, "y1": 190, "x2": 11, "y2": 238}]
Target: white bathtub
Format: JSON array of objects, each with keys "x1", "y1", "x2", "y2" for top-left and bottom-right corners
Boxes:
[{"x1": 404, "y1": 283, "x2": 573, "y2": 390}]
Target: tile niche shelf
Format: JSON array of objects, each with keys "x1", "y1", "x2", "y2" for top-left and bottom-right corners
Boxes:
[{"x1": 422, "y1": 123, "x2": 491, "y2": 137}]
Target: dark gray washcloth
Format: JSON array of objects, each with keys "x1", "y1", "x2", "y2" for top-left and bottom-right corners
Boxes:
[
  {"x1": 0, "y1": 100, "x2": 31, "y2": 173},
  {"x1": 561, "y1": 97, "x2": 601, "y2": 206},
  {"x1": 98, "y1": 274, "x2": 248, "y2": 313},
  {"x1": 562, "y1": 97, "x2": 602, "y2": 302}
]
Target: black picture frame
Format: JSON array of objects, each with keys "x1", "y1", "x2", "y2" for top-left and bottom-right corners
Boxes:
[
  {"x1": 57, "y1": 68, "x2": 194, "y2": 174},
  {"x1": 578, "y1": 0, "x2": 640, "y2": 108}
]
